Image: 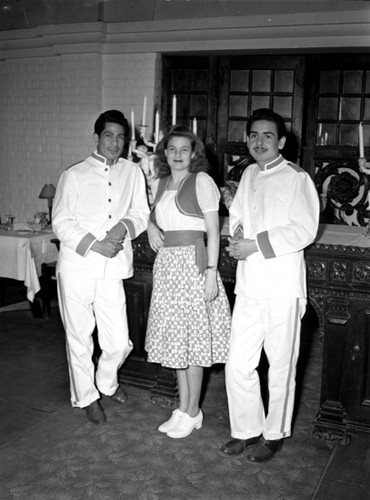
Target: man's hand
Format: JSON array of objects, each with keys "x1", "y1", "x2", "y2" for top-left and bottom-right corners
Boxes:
[
  {"x1": 106, "y1": 223, "x2": 127, "y2": 244},
  {"x1": 91, "y1": 237, "x2": 123, "y2": 258},
  {"x1": 226, "y1": 237, "x2": 258, "y2": 260},
  {"x1": 147, "y1": 221, "x2": 164, "y2": 252}
]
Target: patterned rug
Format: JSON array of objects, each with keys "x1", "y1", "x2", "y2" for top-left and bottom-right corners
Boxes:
[{"x1": 1, "y1": 309, "x2": 331, "y2": 500}]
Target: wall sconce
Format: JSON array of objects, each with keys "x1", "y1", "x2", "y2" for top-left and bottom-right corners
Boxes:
[{"x1": 39, "y1": 184, "x2": 56, "y2": 224}]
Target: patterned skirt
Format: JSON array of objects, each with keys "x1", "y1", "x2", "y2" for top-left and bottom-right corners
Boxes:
[{"x1": 145, "y1": 245, "x2": 231, "y2": 369}]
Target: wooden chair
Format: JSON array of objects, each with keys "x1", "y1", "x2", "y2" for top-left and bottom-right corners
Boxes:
[{"x1": 40, "y1": 238, "x2": 59, "y2": 318}]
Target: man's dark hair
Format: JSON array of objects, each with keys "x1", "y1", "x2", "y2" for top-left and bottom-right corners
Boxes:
[
  {"x1": 94, "y1": 110, "x2": 128, "y2": 137},
  {"x1": 246, "y1": 108, "x2": 287, "y2": 139}
]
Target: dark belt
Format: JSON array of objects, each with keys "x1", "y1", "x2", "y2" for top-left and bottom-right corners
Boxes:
[{"x1": 163, "y1": 230, "x2": 207, "y2": 273}]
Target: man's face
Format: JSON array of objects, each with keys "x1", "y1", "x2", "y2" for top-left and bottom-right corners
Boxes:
[
  {"x1": 94, "y1": 122, "x2": 125, "y2": 162},
  {"x1": 247, "y1": 119, "x2": 286, "y2": 166}
]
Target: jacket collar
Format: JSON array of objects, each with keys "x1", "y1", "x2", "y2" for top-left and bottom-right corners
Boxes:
[
  {"x1": 259, "y1": 154, "x2": 284, "y2": 171},
  {"x1": 92, "y1": 151, "x2": 119, "y2": 167}
]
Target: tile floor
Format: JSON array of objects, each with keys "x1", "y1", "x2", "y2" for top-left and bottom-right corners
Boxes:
[{"x1": 0, "y1": 302, "x2": 369, "y2": 499}]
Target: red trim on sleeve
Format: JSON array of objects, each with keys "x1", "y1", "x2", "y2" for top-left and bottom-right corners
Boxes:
[
  {"x1": 76, "y1": 233, "x2": 96, "y2": 256},
  {"x1": 120, "y1": 219, "x2": 135, "y2": 239},
  {"x1": 257, "y1": 230, "x2": 276, "y2": 259}
]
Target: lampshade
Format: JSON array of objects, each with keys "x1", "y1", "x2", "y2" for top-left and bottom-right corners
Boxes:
[{"x1": 39, "y1": 184, "x2": 56, "y2": 199}]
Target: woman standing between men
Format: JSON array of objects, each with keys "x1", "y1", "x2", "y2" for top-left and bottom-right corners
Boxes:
[{"x1": 145, "y1": 126, "x2": 231, "y2": 438}]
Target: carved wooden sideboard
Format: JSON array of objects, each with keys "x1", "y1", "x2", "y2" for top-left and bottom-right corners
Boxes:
[
  {"x1": 306, "y1": 224, "x2": 370, "y2": 445},
  {"x1": 119, "y1": 222, "x2": 370, "y2": 443}
]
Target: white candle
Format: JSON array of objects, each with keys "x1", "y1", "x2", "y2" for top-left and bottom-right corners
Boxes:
[
  {"x1": 142, "y1": 95, "x2": 147, "y2": 126},
  {"x1": 192, "y1": 117, "x2": 197, "y2": 135},
  {"x1": 172, "y1": 95, "x2": 177, "y2": 126},
  {"x1": 131, "y1": 109, "x2": 135, "y2": 140},
  {"x1": 318, "y1": 123, "x2": 322, "y2": 139},
  {"x1": 359, "y1": 122, "x2": 365, "y2": 158},
  {"x1": 154, "y1": 110, "x2": 160, "y2": 144}
]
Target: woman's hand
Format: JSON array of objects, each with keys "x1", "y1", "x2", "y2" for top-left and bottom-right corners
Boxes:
[
  {"x1": 204, "y1": 270, "x2": 219, "y2": 302},
  {"x1": 203, "y1": 210, "x2": 220, "y2": 302},
  {"x1": 147, "y1": 220, "x2": 164, "y2": 252}
]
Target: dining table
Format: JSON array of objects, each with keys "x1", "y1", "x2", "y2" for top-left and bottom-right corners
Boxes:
[{"x1": 0, "y1": 227, "x2": 59, "y2": 303}]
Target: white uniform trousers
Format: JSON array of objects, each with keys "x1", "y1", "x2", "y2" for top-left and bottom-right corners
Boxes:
[
  {"x1": 225, "y1": 296, "x2": 306, "y2": 440},
  {"x1": 57, "y1": 273, "x2": 133, "y2": 408}
]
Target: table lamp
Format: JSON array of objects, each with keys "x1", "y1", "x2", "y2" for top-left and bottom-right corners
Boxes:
[{"x1": 39, "y1": 184, "x2": 56, "y2": 224}]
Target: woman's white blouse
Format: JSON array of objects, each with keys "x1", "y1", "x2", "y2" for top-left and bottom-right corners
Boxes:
[{"x1": 154, "y1": 172, "x2": 220, "y2": 232}]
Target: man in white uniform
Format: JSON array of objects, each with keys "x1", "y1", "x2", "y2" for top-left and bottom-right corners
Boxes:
[
  {"x1": 220, "y1": 108, "x2": 319, "y2": 462},
  {"x1": 53, "y1": 110, "x2": 149, "y2": 424}
]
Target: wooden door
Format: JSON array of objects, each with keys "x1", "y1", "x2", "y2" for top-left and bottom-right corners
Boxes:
[
  {"x1": 161, "y1": 56, "x2": 221, "y2": 183},
  {"x1": 162, "y1": 54, "x2": 305, "y2": 186}
]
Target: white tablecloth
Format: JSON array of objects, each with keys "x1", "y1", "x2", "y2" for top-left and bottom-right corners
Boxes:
[
  {"x1": 220, "y1": 218, "x2": 370, "y2": 248},
  {"x1": 0, "y1": 229, "x2": 59, "y2": 302},
  {"x1": 314, "y1": 223, "x2": 370, "y2": 248}
]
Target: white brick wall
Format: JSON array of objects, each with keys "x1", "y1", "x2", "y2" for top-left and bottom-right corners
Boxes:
[
  {"x1": 59, "y1": 53, "x2": 102, "y2": 171},
  {"x1": 0, "y1": 52, "x2": 161, "y2": 224},
  {"x1": 102, "y1": 53, "x2": 162, "y2": 140}
]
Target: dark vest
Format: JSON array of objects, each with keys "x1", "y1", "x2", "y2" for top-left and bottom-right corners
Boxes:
[{"x1": 150, "y1": 173, "x2": 203, "y2": 224}]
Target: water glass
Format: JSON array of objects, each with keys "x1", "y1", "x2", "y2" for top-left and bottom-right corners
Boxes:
[{"x1": 4, "y1": 214, "x2": 15, "y2": 230}]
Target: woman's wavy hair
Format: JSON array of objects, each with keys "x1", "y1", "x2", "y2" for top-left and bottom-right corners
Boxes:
[{"x1": 154, "y1": 125, "x2": 209, "y2": 178}]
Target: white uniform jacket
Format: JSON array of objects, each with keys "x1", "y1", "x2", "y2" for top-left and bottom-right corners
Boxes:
[
  {"x1": 53, "y1": 151, "x2": 150, "y2": 279},
  {"x1": 229, "y1": 155, "x2": 320, "y2": 299}
]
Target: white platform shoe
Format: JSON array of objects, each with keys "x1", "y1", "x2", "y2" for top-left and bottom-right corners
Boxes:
[
  {"x1": 158, "y1": 409, "x2": 185, "y2": 433},
  {"x1": 166, "y1": 410, "x2": 203, "y2": 439}
]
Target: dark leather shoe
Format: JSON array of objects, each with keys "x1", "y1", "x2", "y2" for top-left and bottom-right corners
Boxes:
[
  {"x1": 247, "y1": 438, "x2": 283, "y2": 463},
  {"x1": 110, "y1": 385, "x2": 128, "y2": 404},
  {"x1": 220, "y1": 435, "x2": 261, "y2": 456},
  {"x1": 85, "y1": 400, "x2": 106, "y2": 425}
]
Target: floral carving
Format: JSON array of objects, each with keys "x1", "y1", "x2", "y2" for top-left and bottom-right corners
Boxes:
[
  {"x1": 331, "y1": 261, "x2": 347, "y2": 281},
  {"x1": 353, "y1": 264, "x2": 370, "y2": 282},
  {"x1": 307, "y1": 261, "x2": 326, "y2": 280},
  {"x1": 327, "y1": 171, "x2": 359, "y2": 208},
  {"x1": 314, "y1": 159, "x2": 369, "y2": 226}
]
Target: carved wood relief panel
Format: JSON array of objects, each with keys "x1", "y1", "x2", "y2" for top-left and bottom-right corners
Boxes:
[{"x1": 314, "y1": 159, "x2": 370, "y2": 226}]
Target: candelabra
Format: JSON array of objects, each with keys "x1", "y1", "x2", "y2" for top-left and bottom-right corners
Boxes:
[
  {"x1": 128, "y1": 124, "x2": 160, "y2": 161},
  {"x1": 358, "y1": 157, "x2": 370, "y2": 174},
  {"x1": 128, "y1": 124, "x2": 159, "y2": 196}
]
